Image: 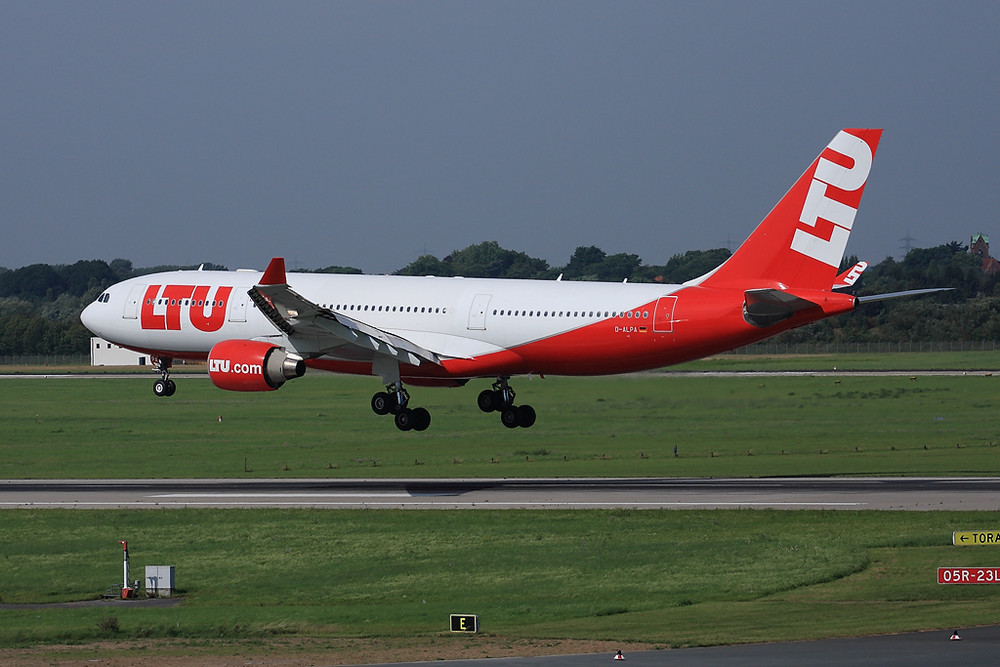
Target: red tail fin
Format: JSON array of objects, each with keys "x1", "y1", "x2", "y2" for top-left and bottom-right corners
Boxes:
[{"x1": 698, "y1": 129, "x2": 882, "y2": 290}]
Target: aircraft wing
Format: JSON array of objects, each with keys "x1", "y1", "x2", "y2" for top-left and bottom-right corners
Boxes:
[{"x1": 248, "y1": 258, "x2": 446, "y2": 366}]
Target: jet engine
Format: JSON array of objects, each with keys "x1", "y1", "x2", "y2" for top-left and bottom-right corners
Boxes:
[{"x1": 207, "y1": 340, "x2": 305, "y2": 391}]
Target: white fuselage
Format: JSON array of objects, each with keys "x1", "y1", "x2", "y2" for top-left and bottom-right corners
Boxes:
[{"x1": 81, "y1": 268, "x2": 705, "y2": 380}]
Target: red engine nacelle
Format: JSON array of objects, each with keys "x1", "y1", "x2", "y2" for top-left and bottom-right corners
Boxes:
[{"x1": 208, "y1": 340, "x2": 305, "y2": 392}]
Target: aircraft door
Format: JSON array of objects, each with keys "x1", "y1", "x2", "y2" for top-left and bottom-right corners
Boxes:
[
  {"x1": 122, "y1": 284, "x2": 146, "y2": 319},
  {"x1": 467, "y1": 294, "x2": 492, "y2": 330},
  {"x1": 227, "y1": 290, "x2": 249, "y2": 322},
  {"x1": 653, "y1": 296, "x2": 677, "y2": 333}
]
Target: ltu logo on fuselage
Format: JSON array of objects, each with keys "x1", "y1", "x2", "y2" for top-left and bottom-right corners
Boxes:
[
  {"x1": 141, "y1": 285, "x2": 234, "y2": 332},
  {"x1": 789, "y1": 131, "x2": 873, "y2": 268}
]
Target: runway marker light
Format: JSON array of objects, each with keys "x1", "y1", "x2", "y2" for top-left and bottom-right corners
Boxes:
[
  {"x1": 614, "y1": 649, "x2": 625, "y2": 660},
  {"x1": 951, "y1": 630, "x2": 961, "y2": 640}
]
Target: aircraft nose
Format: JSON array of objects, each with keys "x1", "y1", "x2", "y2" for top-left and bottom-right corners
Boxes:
[{"x1": 80, "y1": 299, "x2": 103, "y2": 335}]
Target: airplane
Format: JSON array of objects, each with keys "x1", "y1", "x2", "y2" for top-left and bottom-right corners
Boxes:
[{"x1": 81, "y1": 128, "x2": 947, "y2": 431}]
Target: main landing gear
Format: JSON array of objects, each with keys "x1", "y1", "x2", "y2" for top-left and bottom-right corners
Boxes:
[
  {"x1": 151, "y1": 357, "x2": 176, "y2": 397},
  {"x1": 370, "y1": 377, "x2": 536, "y2": 431},
  {"x1": 477, "y1": 377, "x2": 536, "y2": 429},
  {"x1": 371, "y1": 383, "x2": 431, "y2": 432}
]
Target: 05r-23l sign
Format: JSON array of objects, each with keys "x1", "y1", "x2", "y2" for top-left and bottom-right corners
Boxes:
[{"x1": 938, "y1": 567, "x2": 1000, "y2": 584}]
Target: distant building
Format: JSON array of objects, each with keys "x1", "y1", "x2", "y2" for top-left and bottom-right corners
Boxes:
[
  {"x1": 971, "y1": 234, "x2": 1000, "y2": 275},
  {"x1": 90, "y1": 337, "x2": 148, "y2": 366}
]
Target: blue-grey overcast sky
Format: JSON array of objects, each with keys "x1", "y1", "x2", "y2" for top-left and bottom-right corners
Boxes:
[{"x1": 2, "y1": 1, "x2": 998, "y2": 274}]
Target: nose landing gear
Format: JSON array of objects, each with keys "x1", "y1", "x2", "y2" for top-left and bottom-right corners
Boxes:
[{"x1": 151, "y1": 357, "x2": 176, "y2": 397}]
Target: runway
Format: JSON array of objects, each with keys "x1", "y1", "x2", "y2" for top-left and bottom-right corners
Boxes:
[
  {"x1": 365, "y1": 626, "x2": 1000, "y2": 667},
  {"x1": 3, "y1": 476, "x2": 1000, "y2": 510}
]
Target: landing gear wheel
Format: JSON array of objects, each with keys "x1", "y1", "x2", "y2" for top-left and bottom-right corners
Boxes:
[
  {"x1": 395, "y1": 408, "x2": 415, "y2": 431},
  {"x1": 517, "y1": 404, "x2": 536, "y2": 428},
  {"x1": 152, "y1": 357, "x2": 175, "y2": 398},
  {"x1": 371, "y1": 392, "x2": 391, "y2": 416},
  {"x1": 478, "y1": 389, "x2": 498, "y2": 412},
  {"x1": 500, "y1": 406, "x2": 520, "y2": 429},
  {"x1": 482, "y1": 377, "x2": 535, "y2": 428},
  {"x1": 374, "y1": 381, "x2": 430, "y2": 431},
  {"x1": 411, "y1": 407, "x2": 431, "y2": 431}
]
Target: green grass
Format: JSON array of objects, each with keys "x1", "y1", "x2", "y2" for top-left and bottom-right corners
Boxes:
[
  {"x1": 4, "y1": 353, "x2": 1000, "y2": 656},
  {"x1": 5, "y1": 349, "x2": 998, "y2": 374},
  {"x1": 673, "y1": 349, "x2": 1000, "y2": 372},
  {"x1": 1, "y1": 509, "x2": 998, "y2": 648},
  {"x1": 2, "y1": 370, "x2": 1000, "y2": 478}
]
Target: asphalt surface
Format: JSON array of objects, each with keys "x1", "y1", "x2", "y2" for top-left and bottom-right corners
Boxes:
[
  {"x1": 3, "y1": 476, "x2": 1000, "y2": 510},
  {"x1": 359, "y1": 626, "x2": 1000, "y2": 666}
]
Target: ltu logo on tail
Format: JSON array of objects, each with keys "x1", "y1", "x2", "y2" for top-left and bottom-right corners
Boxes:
[{"x1": 790, "y1": 131, "x2": 873, "y2": 267}]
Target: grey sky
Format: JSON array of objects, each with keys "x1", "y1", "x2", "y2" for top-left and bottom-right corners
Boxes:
[{"x1": 2, "y1": 1, "x2": 997, "y2": 274}]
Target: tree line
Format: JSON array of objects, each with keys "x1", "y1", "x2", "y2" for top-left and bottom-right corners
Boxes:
[{"x1": 1, "y1": 241, "x2": 996, "y2": 355}]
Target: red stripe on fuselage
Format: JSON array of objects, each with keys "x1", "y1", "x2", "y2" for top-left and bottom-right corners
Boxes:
[{"x1": 307, "y1": 286, "x2": 845, "y2": 380}]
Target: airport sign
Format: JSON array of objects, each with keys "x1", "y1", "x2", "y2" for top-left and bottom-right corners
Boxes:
[
  {"x1": 953, "y1": 531, "x2": 1000, "y2": 546},
  {"x1": 938, "y1": 567, "x2": 1000, "y2": 584},
  {"x1": 450, "y1": 614, "x2": 479, "y2": 633}
]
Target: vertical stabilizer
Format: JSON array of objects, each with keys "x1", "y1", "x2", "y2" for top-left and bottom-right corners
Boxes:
[{"x1": 697, "y1": 129, "x2": 882, "y2": 290}]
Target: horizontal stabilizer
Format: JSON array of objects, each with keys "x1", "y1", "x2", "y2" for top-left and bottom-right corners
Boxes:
[
  {"x1": 743, "y1": 289, "x2": 821, "y2": 328},
  {"x1": 856, "y1": 288, "x2": 953, "y2": 304}
]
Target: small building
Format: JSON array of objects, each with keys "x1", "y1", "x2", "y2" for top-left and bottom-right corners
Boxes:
[
  {"x1": 144, "y1": 565, "x2": 176, "y2": 597},
  {"x1": 90, "y1": 337, "x2": 148, "y2": 366},
  {"x1": 970, "y1": 234, "x2": 1000, "y2": 275}
]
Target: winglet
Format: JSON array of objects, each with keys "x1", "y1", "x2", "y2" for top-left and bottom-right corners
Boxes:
[{"x1": 260, "y1": 257, "x2": 287, "y2": 285}]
